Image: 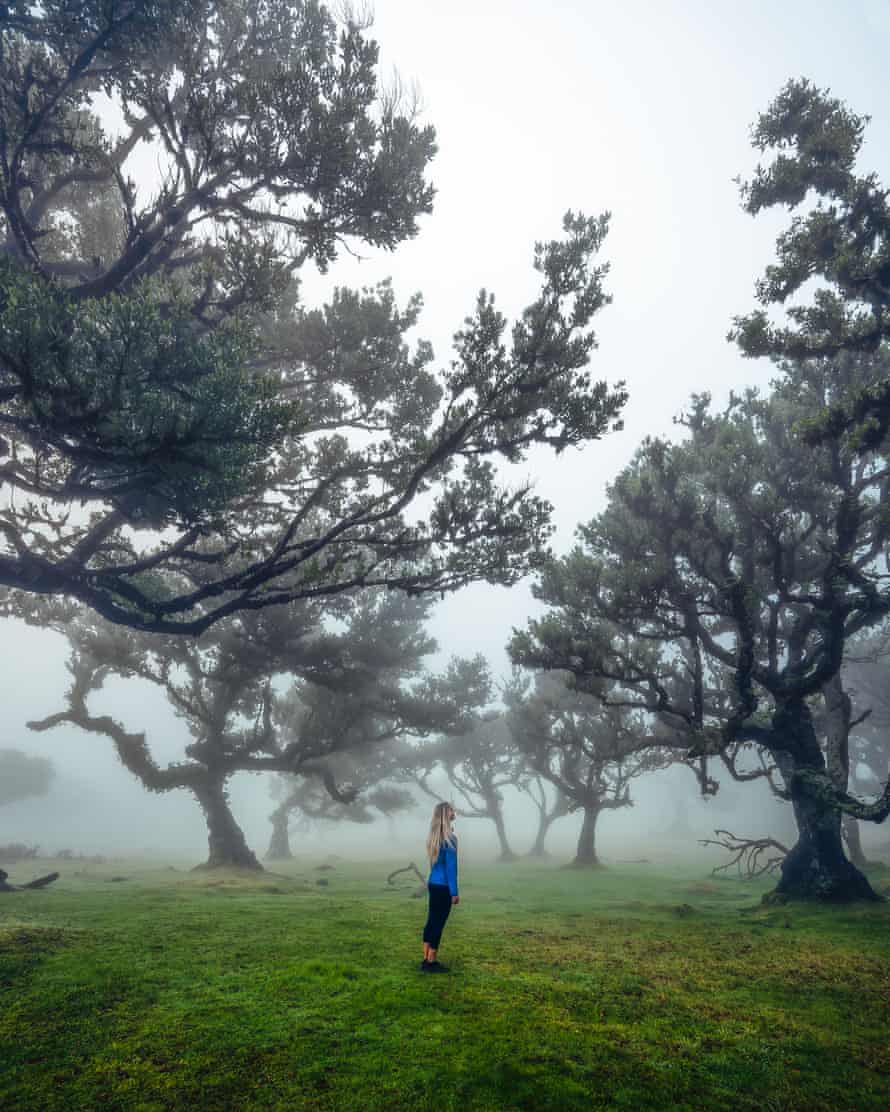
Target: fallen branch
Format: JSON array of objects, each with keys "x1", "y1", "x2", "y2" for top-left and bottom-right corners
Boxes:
[
  {"x1": 699, "y1": 830, "x2": 789, "y2": 879},
  {"x1": 387, "y1": 862, "x2": 426, "y2": 886},
  {"x1": 0, "y1": 868, "x2": 60, "y2": 892},
  {"x1": 386, "y1": 862, "x2": 427, "y2": 897}
]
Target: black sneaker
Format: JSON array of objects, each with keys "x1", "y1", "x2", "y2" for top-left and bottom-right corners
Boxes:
[
  {"x1": 426, "y1": 961, "x2": 449, "y2": 973},
  {"x1": 419, "y1": 960, "x2": 430, "y2": 971}
]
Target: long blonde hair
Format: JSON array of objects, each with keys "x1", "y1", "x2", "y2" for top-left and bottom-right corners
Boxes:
[{"x1": 426, "y1": 801, "x2": 456, "y2": 865}]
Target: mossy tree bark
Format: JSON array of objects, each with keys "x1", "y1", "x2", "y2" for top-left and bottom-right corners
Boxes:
[
  {"x1": 770, "y1": 703, "x2": 879, "y2": 902},
  {"x1": 774, "y1": 793, "x2": 878, "y2": 901},
  {"x1": 193, "y1": 776, "x2": 262, "y2": 871}
]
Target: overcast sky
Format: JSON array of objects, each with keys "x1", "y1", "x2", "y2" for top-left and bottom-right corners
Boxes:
[{"x1": 4, "y1": 1, "x2": 890, "y2": 857}]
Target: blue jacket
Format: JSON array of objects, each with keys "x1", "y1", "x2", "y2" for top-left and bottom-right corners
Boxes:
[{"x1": 428, "y1": 837, "x2": 458, "y2": 897}]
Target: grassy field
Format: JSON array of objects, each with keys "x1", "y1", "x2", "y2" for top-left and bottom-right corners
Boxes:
[{"x1": 1, "y1": 854, "x2": 889, "y2": 1111}]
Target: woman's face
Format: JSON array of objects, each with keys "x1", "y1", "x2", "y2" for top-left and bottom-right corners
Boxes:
[{"x1": 448, "y1": 809, "x2": 456, "y2": 824}]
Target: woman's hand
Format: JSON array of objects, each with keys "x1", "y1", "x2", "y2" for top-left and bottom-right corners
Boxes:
[{"x1": 452, "y1": 895, "x2": 460, "y2": 905}]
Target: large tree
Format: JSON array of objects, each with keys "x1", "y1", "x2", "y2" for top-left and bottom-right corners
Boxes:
[
  {"x1": 505, "y1": 672, "x2": 671, "y2": 867},
  {"x1": 28, "y1": 589, "x2": 450, "y2": 868},
  {"x1": 511, "y1": 357, "x2": 890, "y2": 902},
  {"x1": 0, "y1": 1, "x2": 625, "y2": 633}
]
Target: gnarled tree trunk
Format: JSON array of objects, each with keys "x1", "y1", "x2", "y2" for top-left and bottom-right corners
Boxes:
[
  {"x1": 770, "y1": 702, "x2": 878, "y2": 902},
  {"x1": 774, "y1": 792, "x2": 877, "y2": 901},
  {"x1": 572, "y1": 804, "x2": 602, "y2": 867},
  {"x1": 527, "y1": 786, "x2": 570, "y2": 857},
  {"x1": 489, "y1": 798, "x2": 517, "y2": 862},
  {"x1": 192, "y1": 777, "x2": 262, "y2": 871},
  {"x1": 528, "y1": 811, "x2": 555, "y2": 857}
]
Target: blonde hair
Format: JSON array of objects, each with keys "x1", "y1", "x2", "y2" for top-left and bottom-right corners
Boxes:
[{"x1": 426, "y1": 801, "x2": 455, "y2": 865}]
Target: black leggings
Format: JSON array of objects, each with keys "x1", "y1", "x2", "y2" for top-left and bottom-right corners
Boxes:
[{"x1": 422, "y1": 883, "x2": 452, "y2": 949}]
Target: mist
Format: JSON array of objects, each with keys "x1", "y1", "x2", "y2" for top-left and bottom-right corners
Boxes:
[
  {"x1": 3, "y1": 617, "x2": 804, "y2": 870},
  {"x1": 5, "y1": 6, "x2": 890, "y2": 1109}
]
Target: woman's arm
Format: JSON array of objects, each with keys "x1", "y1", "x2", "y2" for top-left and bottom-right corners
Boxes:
[{"x1": 446, "y1": 843, "x2": 459, "y2": 902}]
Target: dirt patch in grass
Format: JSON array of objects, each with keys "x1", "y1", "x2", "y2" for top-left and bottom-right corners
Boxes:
[
  {"x1": 682, "y1": 882, "x2": 724, "y2": 896},
  {"x1": 174, "y1": 868, "x2": 305, "y2": 893}
]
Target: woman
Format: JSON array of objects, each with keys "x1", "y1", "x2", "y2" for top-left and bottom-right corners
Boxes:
[{"x1": 421, "y1": 801, "x2": 459, "y2": 973}]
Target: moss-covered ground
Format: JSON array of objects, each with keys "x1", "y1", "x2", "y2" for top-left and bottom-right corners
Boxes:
[{"x1": 1, "y1": 855, "x2": 889, "y2": 1111}]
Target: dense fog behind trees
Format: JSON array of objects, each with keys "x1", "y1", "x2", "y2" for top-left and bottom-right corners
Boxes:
[{"x1": 3, "y1": 619, "x2": 808, "y2": 865}]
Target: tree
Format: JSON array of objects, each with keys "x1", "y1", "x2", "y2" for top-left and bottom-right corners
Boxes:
[
  {"x1": 505, "y1": 672, "x2": 672, "y2": 867},
  {"x1": 0, "y1": 748, "x2": 53, "y2": 807},
  {"x1": 511, "y1": 359, "x2": 890, "y2": 902},
  {"x1": 730, "y1": 79, "x2": 890, "y2": 449},
  {"x1": 418, "y1": 719, "x2": 523, "y2": 863},
  {"x1": 0, "y1": 1, "x2": 626, "y2": 633},
  {"x1": 266, "y1": 738, "x2": 417, "y2": 860},
  {"x1": 522, "y1": 775, "x2": 572, "y2": 858},
  {"x1": 411, "y1": 656, "x2": 517, "y2": 860},
  {"x1": 28, "y1": 589, "x2": 449, "y2": 869},
  {"x1": 264, "y1": 673, "x2": 428, "y2": 860}
]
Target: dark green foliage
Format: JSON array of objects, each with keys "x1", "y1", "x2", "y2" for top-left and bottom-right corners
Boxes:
[
  {"x1": 0, "y1": 3, "x2": 625, "y2": 633},
  {"x1": 0, "y1": 264, "x2": 293, "y2": 525},
  {"x1": 731, "y1": 79, "x2": 888, "y2": 360},
  {"x1": 0, "y1": 1, "x2": 436, "y2": 285},
  {"x1": 731, "y1": 79, "x2": 890, "y2": 448}
]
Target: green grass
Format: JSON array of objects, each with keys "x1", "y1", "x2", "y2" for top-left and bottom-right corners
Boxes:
[{"x1": 2, "y1": 856, "x2": 889, "y2": 1111}]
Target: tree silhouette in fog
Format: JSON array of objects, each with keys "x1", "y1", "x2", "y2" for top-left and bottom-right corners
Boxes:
[
  {"x1": 506, "y1": 672, "x2": 673, "y2": 867},
  {"x1": 29, "y1": 591, "x2": 454, "y2": 869},
  {"x1": 266, "y1": 730, "x2": 417, "y2": 861},
  {"x1": 0, "y1": 749, "x2": 53, "y2": 809}
]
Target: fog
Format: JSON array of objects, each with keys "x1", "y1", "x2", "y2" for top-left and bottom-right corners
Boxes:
[
  {"x1": 4, "y1": 0, "x2": 890, "y2": 867},
  {"x1": 2, "y1": 619, "x2": 801, "y2": 867}
]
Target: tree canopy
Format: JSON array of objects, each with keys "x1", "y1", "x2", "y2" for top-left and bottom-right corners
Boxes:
[
  {"x1": 0, "y1": 0, "x2": 625, "y2": 633},
  {"x1": 731, "y1": 78, "x2": 890, "y2": 449}
]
